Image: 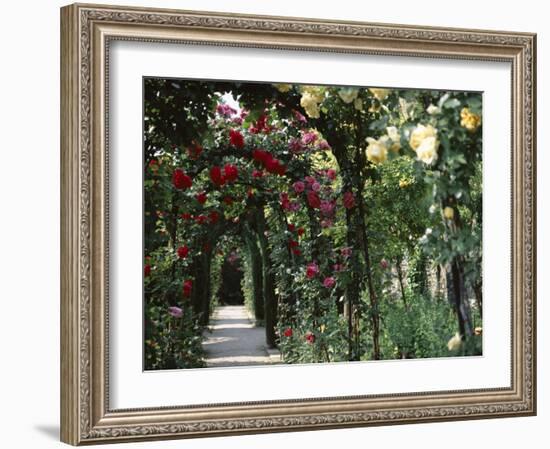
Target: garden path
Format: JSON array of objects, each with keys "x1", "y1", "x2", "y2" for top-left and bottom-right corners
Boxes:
[{"x1": 202, "y1": 305, "x2": 281, "y2": 367}]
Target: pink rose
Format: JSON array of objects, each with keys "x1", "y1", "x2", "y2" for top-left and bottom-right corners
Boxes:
[
  {"x1": 306, "y1": 262, "x2": 319, "y2": 279},
  {"x1": 326, "y1": 169, "x2": 337, "y2": 180},
  {"x1": 323, "y1": 277, "x2": 336, "y2": 288},
  {"x1": 343, "y1": 191, "x2": 356, "y2": 209},
  {"x1": 341, "y1": 247, "x2": 352, "y2": 258},
  {"x1": 293, "y1": 181, "x2": 306, "y2": 193},
  {"x1": 168, "y1": 306, "x2": 183, "y2": 318},
  {"x1": 320, "y1": 200, "x2": 336, "y2": 217},
  {"x1": 311, "y1": 181, "x2": 321, "y2": 192},
  {"x1": 301, "y1": 131, "x2": 317, "y2": 145}
]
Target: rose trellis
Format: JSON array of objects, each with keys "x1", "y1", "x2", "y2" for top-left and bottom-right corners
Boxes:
[{"x1": 143, "y1": 79, "x2": 482, "y2": 369}]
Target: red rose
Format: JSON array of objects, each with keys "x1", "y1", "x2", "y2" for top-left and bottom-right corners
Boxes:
[
  {"x1": 144, "y1": 264, "x2": 151, "y2": 277},
  {"x1": 307, "y1": 191, "x2": 321, "y2": 209},
  {"x1": 182, "y1": 279, "x2": 193, "y2": 298},
  {"x1": 252, "y1": 149, "x2": 269, "y2": 164},
  {"x1": 195, "y1": 215, "x2": 208, "y2": 225},
  {"x1": 288, "y1": 223, "x2": 296, "y2": 232},
  {"x1": 172, "y1": 169, "x2": 192, "y2": 190},
  {"x1": 177, "y1": 246, "x2": 189, "y2": 259},
  {"x1": 283, "y1": 327, "x2": 293, "y2": 338},
  {"x1": 289, "y1": 240, "x2": 299, "y2": 248},
  {"x1": 297, "y1": 227, "x2": 305, "y2": 237},
  {"x1": 196, "y1": 192, "x2": 207, "y2": 204},
  {"x1": 148, "y1": 159, "x2": 159, "y2": 173},
  {"x1": 252, "y1": 169, "x2": 263, "y2": 178},
  {"x1": 210, "y1": 166, "x2": 225, "y2": 187},
  {"x1": 292, "y1": 248, "x2": 301, "y2": 256},
  {"x1": 275, "y1": 163, "x2": 287, "y2": 176},
  {"x1": 223, "y1": 196, "x2": 234, "y2": 206},
  {"x1": 229, "y1": 129, "x2": 245, "y2": 149},
  {"x1": 187, "y1": 142, "x2": 203, "y2": 160},
  {"x1": 343, "y1": 191, "x2": 355, "y2": 209},
  {"x1": 264, "y1": 156, "x2": 280, "y2": 174},
  {"x1": 209, "y1": 210, "x2": 220, "y2": 224},
  {"x1": 181, "y1": 213, "x2": 192, "y2": 220},
  {"x1": 305, "y1": 332, "x2": 316, "y2": 344},
  {"x1": 223, "y1": 164, "x2": 239, "y2": 183}
]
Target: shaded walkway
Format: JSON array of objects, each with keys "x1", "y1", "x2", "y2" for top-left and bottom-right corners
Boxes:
[{"x1": 202, "y1": 305, "x2": 281, "y2": 367}]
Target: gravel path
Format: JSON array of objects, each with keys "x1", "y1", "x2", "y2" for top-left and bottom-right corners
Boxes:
[{"x1": 202, "y1": 305, "x2": 280, "y2": 368}]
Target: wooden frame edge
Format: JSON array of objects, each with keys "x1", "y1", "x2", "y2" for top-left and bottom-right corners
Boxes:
[{"x1": 60, "y1": 3, "x2": 536, "y2": 445}]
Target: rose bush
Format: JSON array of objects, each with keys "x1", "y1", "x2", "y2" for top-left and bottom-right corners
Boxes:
[{"x1": 143, "y1": 79, "x2": 483, "y2": 369}]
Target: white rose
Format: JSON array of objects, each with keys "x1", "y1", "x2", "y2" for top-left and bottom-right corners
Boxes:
[
  {"x1": 426, "y1": 104, "x2": 441, "y2": 115},
  {"x1": 415, "y1": 136, "x2": 439, "y2": 165},
  {"x1": 338, "y1": 88, "x2": 359, "y2": 104},
  {"x1": 385, "y1": 126, "x2": 401, "y2": 152},
  {"x1": 447, "y1": 333, "x2": 462, "y2": 351}
]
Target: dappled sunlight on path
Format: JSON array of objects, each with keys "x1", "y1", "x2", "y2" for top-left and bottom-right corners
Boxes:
[{"x1": 203, "y1": 305, "x2": 281, "y2": 367}]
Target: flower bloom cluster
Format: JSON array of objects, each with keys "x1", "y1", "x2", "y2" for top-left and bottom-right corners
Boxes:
[
  {"x1": 177, "y1": 245, "x2": 189, "y2": 259},
  {"x1": 252, "y1": 149, "x2": 287, "y2": 176},
  {"x1": 409, "y1": 124, "x2": 440, "y2": 165},
  {"x1": 182, "y1": 279, "x2": 193, "y2": 298},
  {"x1": 460, "y1": 107, "x2": 481, "y2": 131},
  {"x1": 172, "y1": 169, "x2": 193, "y2": 190},
  {"x1": 300, "y1": 86, "x2": 325, "y2": 118},
  {"x1": 365, "y1": 126, "x2": 401, "y2": 165}
]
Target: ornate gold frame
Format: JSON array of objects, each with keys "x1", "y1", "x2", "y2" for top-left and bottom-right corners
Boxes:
[{"x1": 60, "y1": 3, "x2": 537, "y2": 445}]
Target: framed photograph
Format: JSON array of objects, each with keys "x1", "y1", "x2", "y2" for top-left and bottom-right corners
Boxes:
[{"x1": 60, "y1": 3, "x2": 537, "y2": 445}]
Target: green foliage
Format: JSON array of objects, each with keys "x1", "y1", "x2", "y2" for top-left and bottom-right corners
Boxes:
[
  {"x1": 143, "y1": 79, "x2": 483, "y2": 369},
  {"x1": 378, "y1": 291, "x2": 457, "y2": 359}
]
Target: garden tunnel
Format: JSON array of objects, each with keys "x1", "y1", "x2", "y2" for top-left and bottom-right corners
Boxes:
[{"x1": 143, "y1": 77, "x2": 484, "y2": 371}]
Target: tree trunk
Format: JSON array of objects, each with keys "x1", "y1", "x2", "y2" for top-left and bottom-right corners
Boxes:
[
  {"x1": 255, "y1": 207, "x2": 278, "y2": 348},
  {"x1": 450, "y1": 259, "x2": 473, "y2": 337},
  {"x1": 356, "y1": 192, "x2": 381, "y2": 361},
  {"x1": 474, "y1": 280, "x2": 483, "y2": 319},
  {"x1": 344, "y1": 208, "x2": 361, "y2": 361},
  {"x1": 396, "y1": 257, "x2": 407, "y2": 307},
  {"x1": 243, "y1": 227, "x2": 265, "y2": 321}
]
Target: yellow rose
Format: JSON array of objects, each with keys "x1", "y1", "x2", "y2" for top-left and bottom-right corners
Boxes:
[
  {"x1": 415, "y1": 136, "x2": 439, "y2": 165},
  {"x1": 301, "y1": 85, "x2": 324, "y2": 103},
  {"x1": 366, "y1": 137, "x2": 388, "y2": 165},
  {"x1": 338, "y1": 88, "x2": 359, "y2": 104},
  {"x1": 300, "y1": 86, "x2": 325, "y2": 118},
  {"x1": 300, "y1": 92, "x2": 321, "y2": 118},
  {"x1": 274, "y1": 83, "x2": 292, "y2": 93},
  {"x1": 443, "y1": 206, "x2": 455, "y2": 220},
  {"x1": 399, "y1": 179, "x2": 411, "y2": 188},
  {"x1": 460, "y1": 107, "x2": 481, "y2": 131},
  {"x1": 368, "y1": 103, "x2": 381, "y2": 113},
  {"x1": 369, "y1": 88, "x2": 390, "y2": 101},
  {"x1": 447, "y1": 333, "x2": 462, "y2": 351},
  {"x1": 409, "y1": 124, "x2": 438, "y2": 151}
]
